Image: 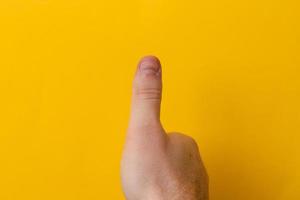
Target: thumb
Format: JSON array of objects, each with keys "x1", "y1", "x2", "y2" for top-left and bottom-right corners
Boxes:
[{"x1": 128, "y1": 56, "x2": 163, "y2": 131}]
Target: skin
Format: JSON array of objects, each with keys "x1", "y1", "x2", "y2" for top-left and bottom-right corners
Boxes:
[{"x1": 121, "y1": 56, "x2": 209, "y2": 200}]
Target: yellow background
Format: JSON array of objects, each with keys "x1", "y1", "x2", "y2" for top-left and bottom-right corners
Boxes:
[{"x1": 0, "y1": 0, "x2": 299, "y2": 199}]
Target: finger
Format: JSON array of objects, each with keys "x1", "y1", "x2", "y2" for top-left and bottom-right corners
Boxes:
[{"x1": 129, "y1": 55, "x2": 163, "y2": 130}]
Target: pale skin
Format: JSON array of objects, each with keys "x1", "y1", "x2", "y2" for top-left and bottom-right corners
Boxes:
[{"x1": 121, "y1": 56, "x2": 209, "y2": 200}]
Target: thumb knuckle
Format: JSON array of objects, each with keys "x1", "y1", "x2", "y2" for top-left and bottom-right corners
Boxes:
[{"x1": 135, "y1": 87, "x2": 162, "y2": 100}]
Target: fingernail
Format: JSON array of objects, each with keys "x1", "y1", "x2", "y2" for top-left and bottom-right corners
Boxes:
[{"x1": 139, "y1": 56, "x2": 161, "y2": 76}]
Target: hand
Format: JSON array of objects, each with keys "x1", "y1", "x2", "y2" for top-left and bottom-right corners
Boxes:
[{"x1": 121, "y1": 56, "x2": 208, "y2": 200}]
